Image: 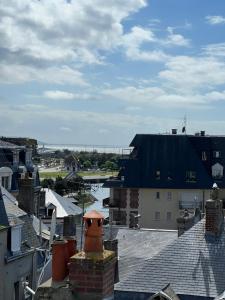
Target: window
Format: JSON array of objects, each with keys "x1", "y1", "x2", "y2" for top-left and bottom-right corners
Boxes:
[
  {"x1": 47, "y1": 208, "x2": 54, "y2": 217},
  {"x1": 1, "y1": 176, "x2": 9, "y2": 189},
  {"x1": 186, "y1": 171, "x2": 197, "y2": 182},
  {"x1": 167, "y1": 192, "x2": 172, "y2": 201},
  {"x1": 213, "y1": 151, "x2": 221, "y2": 158},
  {"x1": 202, "y1": 151, "x2": 207, "y2": 161},
  {"x1": 166, "y1": 212, "x2": 172, "y2": 221},
  {"x1": 155, "y1": 211, "x2": 160, "y2": 221},
  {"x1": 156, "y1": 192, "x2": 160, "y2": 199},
  {"x1": 212, "y1": 163, "x2": 223, "y2": 179},
  {"x1": 155, "y1": 170, "x2": 160, "y2": 180}
]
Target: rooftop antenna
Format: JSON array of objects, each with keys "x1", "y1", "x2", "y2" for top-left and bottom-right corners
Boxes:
[{"x1": 182, "y1": 115, "x2": 187, "y2": 134}]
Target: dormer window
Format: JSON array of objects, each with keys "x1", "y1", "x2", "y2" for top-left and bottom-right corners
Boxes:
[
  {"x1": 202, "y1": 151, "x2": 207, "y2": 161},
  {"x1": 155, "y1": 170, "x2": 160, "y2": 180},
  {"x1": 0, "y1": 167, "x2": 13, "y2": 191},
  {"x1": 212, "y1": 163, "x2": 223, "y2": 179},
  {"x1": 186, "y1": 171, "x2": 197, "y2": 182},
  {"x1": 213, "y1": 151, "x2": 221, "y2": 158},
  {"x1": 11, "y1": 225, "x2": 22, "y2": 254}
]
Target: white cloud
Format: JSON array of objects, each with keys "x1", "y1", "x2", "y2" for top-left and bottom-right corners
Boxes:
[
  {"x1": 203, "y1": 43, "x2": 225, "y2": 57},
  {"x1": 60, "y1": 127, "x2": 72, "y2": 132},
  {"x1": 159, "y1": 56, "x2": 225, "y2": 91},
  {"x1": 122, "y1": 26, "x2": 168, "y2": 62},
  {"x1": 0, "y1": 64, "x2": 87, "y2": 85},
  {"x1": 44, "y1": 90, "x2": 75, "y2": 100},
  {"x1": 0, "y1": 0, "x2": 147, "y2": 83},
  {"x1": 206, "y1": 15, "x2": 225, "y2": 25},
  {"x1": 164, "y1": 27, "x2": 190, "y2": 47},
  {"x1": 43, "y1": 90, "x2": 91, "y2": 100}
]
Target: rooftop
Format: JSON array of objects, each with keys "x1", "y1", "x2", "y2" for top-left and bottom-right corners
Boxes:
[{"x1": 115, "y1": 219, "x2": 225, "y2": 300}]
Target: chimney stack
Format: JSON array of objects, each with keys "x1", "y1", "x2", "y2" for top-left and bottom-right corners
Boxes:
[
  {"x1": 69, "y1": 210, "x2": 116, "y2": 300},
  {"x1": 63, "y1": 215, "x2": 77, "y2": 257},
  {"x1": 52, "y1": 239, "x2": 68, "y2": 282},
  {"x1": 172, "y1": 129, "x2": 177, "y2": 135},
  {"x1": 205, "y1": 184, "x2": 224, "y2": 237}
]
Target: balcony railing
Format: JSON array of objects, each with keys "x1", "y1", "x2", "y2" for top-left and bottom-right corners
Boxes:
[{"x1": 179, "y1": 200, "x2": 202, "y2": 210}]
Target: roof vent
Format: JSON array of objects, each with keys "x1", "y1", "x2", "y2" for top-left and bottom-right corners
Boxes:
[
  {"x1": 172, "y1": 129, "x2": 177, "y2": 135},
  {"x1": 200, "y1": 131, "x2": 205, "y2": 137},
  {"x1": 195, "y1": 132, "x2": 200, "y2": 136}
]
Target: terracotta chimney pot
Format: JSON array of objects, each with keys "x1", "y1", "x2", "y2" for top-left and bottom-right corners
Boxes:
[{"x1": 83, "y1": 210, "x2": 104, "y2": 252}]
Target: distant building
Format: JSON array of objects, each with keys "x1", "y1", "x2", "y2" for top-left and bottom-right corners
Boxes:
[
  {"x1": 0, "y1": 139, "x2": 41, "y2": 216},
  {"x1": 104, "y1": 131, "x2": 225, "y2": 229},
  {"x1": 64, "y1": 154, "x2": 79, "y2": 172}
]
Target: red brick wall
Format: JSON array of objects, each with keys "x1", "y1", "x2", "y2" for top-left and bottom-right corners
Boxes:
[{"x1": 69, "y1": 255, "x2": 116, "y2": 300}]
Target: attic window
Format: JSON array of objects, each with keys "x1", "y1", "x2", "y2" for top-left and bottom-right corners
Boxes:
[
  {"x1": 155, "y1": 170, "x2": 160, "y2": 180},
  {"x1": 11, "y1": 226, "x2": 22, "y2": 255},
  {"x1": 213, "y1": 151, "x2": 221, "y2": 158},
  {"x1": 202, "y1": 151, "x2": 207, "y2": 161},
  {"x1": 212, "y1": 163, "x2": 223, "y2": 179},
  {"x1": 1, "y1": 176, "x2": 9, "y2": 189},
  {"x1": 186, "y1": 171, "x2": 197, "y2": 182}
]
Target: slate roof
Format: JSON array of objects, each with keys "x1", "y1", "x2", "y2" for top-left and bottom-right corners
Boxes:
[
  {"x1": 1, "y1": 186, "x2": 26, "y2": 217},
  {"x1": 0, "y1": 187, "x2": 9, "y2": 226},
  {"x1": 115, "y1": 219, "x2": 225, "y2": 300},
  {"x1": 76, "y1": 226, "x2": 177, "y2": 280},
  {"x1": 1, "y1": 186, "x2": 41, "y2": 250},
  {"x1": 0, "y1": 139, "x2": 18, "y2": 148},
  {"x1": 44, "y1": 188, "x2": 82, "y2": 218},
  {"x1": 105, "y1": 134, "x2": 225, "y2": 189}
]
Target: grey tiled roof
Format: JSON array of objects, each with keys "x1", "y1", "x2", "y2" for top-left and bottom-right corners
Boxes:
[
  {"x1": 76, "y1": 226, "x2": 177, "y2": 280},
  {"x1": 115, "y1": 219, "x2": 225, "y2": 299},
  {"x1": 0, "y1": 187, "x2": 9, "y2": 226},
  {"x1": 3, "y1": 197, "x2": 26, "y2": 218},
  {"x1": 20, "y1": 215, "x2": 40, "y2": 250},
  {"x1": 0, "y1": 139, "x2": 17, "y2": 147}
]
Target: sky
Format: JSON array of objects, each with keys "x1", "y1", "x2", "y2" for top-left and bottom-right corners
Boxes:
[{"x1": 1, "y1": 0, "x2": 225, "y2": 146}]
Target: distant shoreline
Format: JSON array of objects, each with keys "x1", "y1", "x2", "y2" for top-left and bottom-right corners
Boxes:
[{"x1": 38, "y1": 143, "x2": 131, "y2": 154}]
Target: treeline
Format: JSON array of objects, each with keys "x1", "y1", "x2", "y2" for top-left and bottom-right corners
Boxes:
[
  {"x1": 41, "y1": 176, "x2": 85, "y2": 196},
  {"x1": 38, "y1": 149, "x2": 120, "y2": 171}
]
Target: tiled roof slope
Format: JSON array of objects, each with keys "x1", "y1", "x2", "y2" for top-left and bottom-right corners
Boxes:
[
  {"x1": 0, "y1": 187, "x2": 9, "y2": 227},
  {"x1": 0, "y1": 139, "x2": 17, "y2": 147},
  {"x1": 115, "y1": 219, "x2": 225, "y2": 300},
  {"x1": 76, "y1": 226, "x2": 177, "y2": 280}
]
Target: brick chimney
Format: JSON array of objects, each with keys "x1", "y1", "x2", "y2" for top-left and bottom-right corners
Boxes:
[
  {"x1": 17, "y1": 173, "x2": 40, "y2": 216},
  {"x1": 205, "y1": 184, "x2": 224, "y2": 237},
  {"x1": 63, "y1": 215, "x2": 77, "y2": 258},
  {"x1": 69, "y1": 210, "x2": 116, "y2": 300}
]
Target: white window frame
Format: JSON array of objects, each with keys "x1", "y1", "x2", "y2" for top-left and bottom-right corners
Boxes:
[{"x1": 155, "y1": 211, "x2": 160, "y2": 221}]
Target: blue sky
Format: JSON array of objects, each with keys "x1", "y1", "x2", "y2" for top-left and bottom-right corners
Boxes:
[{"x1": 1, "y1": 0, "x2": 225, "y2": 145}]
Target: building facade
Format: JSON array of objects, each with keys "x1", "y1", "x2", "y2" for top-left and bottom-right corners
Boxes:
[
  {"x1": 104, "y1": 132, "x2": 225, "y2": 229},
  {"x1": 0, "y1": 139, "x2": 41, "y2": 216}
]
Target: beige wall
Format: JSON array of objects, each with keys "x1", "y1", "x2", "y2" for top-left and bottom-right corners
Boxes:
[{"x1": 139, "y1": 188, "x2": 212, "y2": 230}]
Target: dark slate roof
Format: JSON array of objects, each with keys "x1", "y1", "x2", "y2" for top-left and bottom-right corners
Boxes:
[
  {"x1": 20, "y1": 215, "x2": 40, "y2": 250},
  {"x1": 115, "y1": 219, "x2": 225, "y2": 300},
  {"x1": 8, "y1": 214, "x2": 24, "y2": 227},
  {"x1": 0, "y1": 139, "x2": 18, "y2": 148},
  {"x1": 0, "y1": 187, "x2": 9, "y2": 227},
  {"x1": 1, "y1": 187, "x2": 40, "y2": 250},
  {"x1": 76, "y1": 226, "x2": 177, "y2": 280},
  {"x1": 105, "y1": 134, "x2": 225, "y2": 189}
]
